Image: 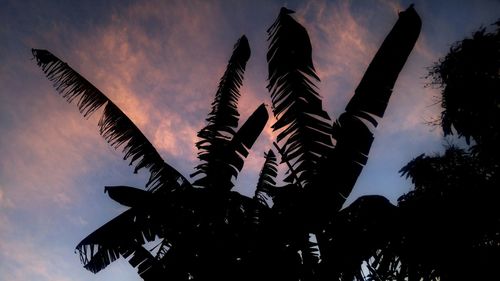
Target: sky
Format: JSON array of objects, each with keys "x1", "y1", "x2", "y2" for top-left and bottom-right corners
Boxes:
[{"x1": 1, "y1": 0, "x2": 499, "y2": 280}]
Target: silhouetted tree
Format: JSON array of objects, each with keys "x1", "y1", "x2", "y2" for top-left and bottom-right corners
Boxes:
[
  {"x1": 347, "y1": 19, "x2": 500, "y2": 281},
  {"x1": 32, "y1": 5, "x2": 421, "y2": 281},
  {"x1": 428, "y1": 21, "x2": 500, "y2": 159}
]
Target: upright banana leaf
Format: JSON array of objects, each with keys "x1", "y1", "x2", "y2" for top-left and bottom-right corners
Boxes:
[
  {"x1": 313, "y1": 5, "x2": 422, "y2": 219},
  {"x1": 226, "y1": 104, "x2": 269, "y2": 175},
  {"x1": 192, "y1": 36, "x2": 251, "y2": 190},
  {"x1": 31, "y1": 49, "x2": 190, "y2": 194},
  {"x1": 254, "y1": 149, "x2": 278, "y2": 207},
  {"x1": 193, "y1": 103, "x2": 268, "y2": 191},
  {"x1": 267, "y1": 8, "x2": 334, "y2": 188}
]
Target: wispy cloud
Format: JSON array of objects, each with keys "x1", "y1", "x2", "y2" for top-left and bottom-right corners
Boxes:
[
  {"x1": 0, "y1": 185, "x2": 14, "y2": 208},
  {"x1": 62, "y1": 0, "x2": 237, "y2": 166},
  {"x1": 4, "y1": 1, "x2": 498, "y2": 280},
  {"x1": 299, "y1": 0, "x2": 375, "y2": 82}
]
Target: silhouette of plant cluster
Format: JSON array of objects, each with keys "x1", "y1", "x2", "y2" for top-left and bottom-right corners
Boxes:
[
  {"x1": 41, "y1": 5, "x2": 500, "y2": 281},
  {"x1": 374, "y1": 20, "x2": 500, "y2": 280}
]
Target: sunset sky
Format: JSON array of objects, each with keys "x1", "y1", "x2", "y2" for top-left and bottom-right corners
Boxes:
[{"x1": 1, "y1": 0, "x2": 499, "y2": 280}]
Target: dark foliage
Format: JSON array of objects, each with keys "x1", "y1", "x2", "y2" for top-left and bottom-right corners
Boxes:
[
  {"x1": 33, "y1": 5, "x2": 424, "y2": 281},
  {"x1": 427, "y1": 21, "x2": 500, "y2": 164},
  {"x1": 365, "y1": 147, "x2": 500, "y2": 281}
]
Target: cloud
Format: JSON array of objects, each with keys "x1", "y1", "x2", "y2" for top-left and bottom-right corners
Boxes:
[
  {"x1": 0, "y1": 186, "x2": 14, "y2": 209},
  {"x1": 60, "y1": 0, "x2": 234, "y2": 166},
  {"x1": 300, "y1": 0, "x2": 443, "y2": 135},
  {"x1": 299, "y1": 0, "x2": 375, "y2": 81},
  {"x1": 152, "y1": 114, "x2": 199, "y2": 160},
  {"x1": 59, "y1": 0, "x2": 289, "y2": 187}
]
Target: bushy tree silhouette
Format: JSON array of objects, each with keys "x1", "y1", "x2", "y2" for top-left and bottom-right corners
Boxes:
[
  {"x1": 351, "y1": 20, "x2": 500, "y2": 281},
  {"x1": 32, "y1": 5, "x2": 421, "y2": 281},
  {"x1": 428, "y1": 20, "x2": 500, "y2": 166}
]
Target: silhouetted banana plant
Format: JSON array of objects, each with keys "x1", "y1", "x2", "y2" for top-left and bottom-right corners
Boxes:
[
  {"x1": 33, "y1": 4, "x2": 421, "y2": 281},
  {"x1": 264, "y1": 6, "x2": 420, "y2": 280},
  {"x1": 33, "y1": 33, "x2": 268, "y2": 280}
]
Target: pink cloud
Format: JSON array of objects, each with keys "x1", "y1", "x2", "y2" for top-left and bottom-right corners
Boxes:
[
  {"x1": 6, "y1": 1, "x2": 274, "y2": 210},
  {"x1": 152, "y1": 114, "x2": 199, "y2": 160},
  {"x1": 300, "y1": 0, "x2": 443, "y2": 136},
  {"x1": 55, "y1": 0, "x2": 284, "y2": 188},
  {"x1": 299, "y1": 0, "x2": 375, "y2": 82},
  {"x1": 57, "y1": 0, "x2": 234, "y2": 167}
]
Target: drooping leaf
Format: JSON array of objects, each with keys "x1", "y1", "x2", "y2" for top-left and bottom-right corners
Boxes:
[
  {"x1": 31, "y1": 49, "x2": 190, "y2": 194},
  {"x1": 75, "y1": 192, "x2": 191, "y2": 275},
  {"x1": 85, "y1": 240, "x2": 166, "y2": 279},
  {"x1": 75, "y1": 208, "x2": 161, "y2": 273},
  {"x1": 81, "y1": 246, "x2": 121, "y2": 274},
  {"x1": 192, "y1": 35, "x2": 251, "y2": 190},
  {"x1": 267, "y1": 8, "x2": 334, "y2": 189}
]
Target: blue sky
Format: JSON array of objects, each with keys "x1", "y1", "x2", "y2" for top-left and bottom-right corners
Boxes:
[{"x1": 1, "y1": 0, "x2": 499, "y2": 280}]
